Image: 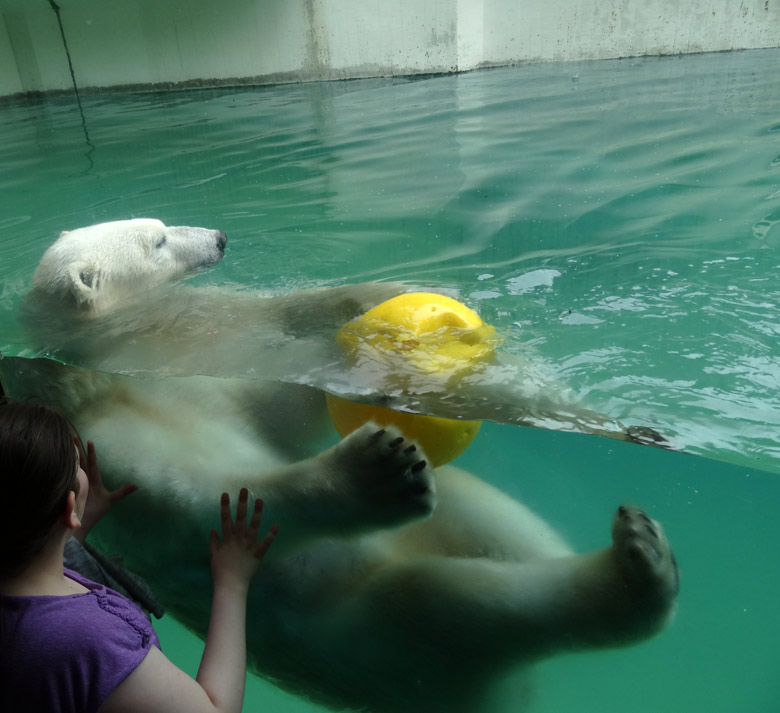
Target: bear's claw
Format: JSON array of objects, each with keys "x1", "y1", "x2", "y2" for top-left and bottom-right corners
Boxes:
[{"x1": 333, "y1": 422, "x2": 437, "y2": 529}]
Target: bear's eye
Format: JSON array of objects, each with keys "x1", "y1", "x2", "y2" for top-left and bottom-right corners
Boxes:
[{"x1": 155, "y1": 235, "x2": 167, "y2": 249}]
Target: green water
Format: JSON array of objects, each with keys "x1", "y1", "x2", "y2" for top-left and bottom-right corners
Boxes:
[{"x1": 2, "y1": 49, "x2": 780, "y2": 711}]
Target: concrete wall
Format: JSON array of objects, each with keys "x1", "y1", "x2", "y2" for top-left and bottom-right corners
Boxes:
[{"x1": 1, "y1": 0, "x2": 779, "y2": 97}]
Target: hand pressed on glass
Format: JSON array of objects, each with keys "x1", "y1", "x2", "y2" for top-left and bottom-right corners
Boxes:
[{"x1": 209, "y1": 489, "x2": 278, "y2": 591}]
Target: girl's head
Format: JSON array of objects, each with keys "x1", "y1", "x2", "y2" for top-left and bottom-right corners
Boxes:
[{"x1": 0, "y1": 398, "x2": 82, "y2": 578}]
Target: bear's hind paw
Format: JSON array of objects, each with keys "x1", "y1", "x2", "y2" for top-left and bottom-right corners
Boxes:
[{"x1": 612, "y1": 505, "x2": 679, "y2": 601}]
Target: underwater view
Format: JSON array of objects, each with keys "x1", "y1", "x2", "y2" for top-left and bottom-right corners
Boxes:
[{"x1": 1, "y1": 48, "x2": 780, "y2": 711}]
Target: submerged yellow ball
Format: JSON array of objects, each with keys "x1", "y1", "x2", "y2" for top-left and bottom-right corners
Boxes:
[
  {"x1": 326, "y1": 396, "x2": 481, "y2": 468},
  {"x1": 327, "y1": 292, "x2": 500, "y2": 467}
]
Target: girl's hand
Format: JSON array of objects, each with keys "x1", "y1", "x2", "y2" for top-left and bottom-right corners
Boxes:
[
  {"x1": 209, "y1": 489, "x2": 278, "y2": 590},
  {"x1": 75, "y1": 439, "x2": 139, "y2": 542},
  {"x1": 102, "y1": 490, "x2": 279, "y2": 713}
]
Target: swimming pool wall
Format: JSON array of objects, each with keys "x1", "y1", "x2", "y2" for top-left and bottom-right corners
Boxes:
[{"x1": 1, "y1": 0, "x2": 778, "y2": 97}]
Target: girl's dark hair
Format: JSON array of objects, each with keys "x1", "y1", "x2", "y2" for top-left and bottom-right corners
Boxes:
[{"x1": 0, "y1": 398, "x2": 81, "y2": 578}]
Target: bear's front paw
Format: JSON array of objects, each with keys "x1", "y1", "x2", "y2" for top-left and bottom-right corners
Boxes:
[
  {"x1": 333, "y1": 422, "x2": 436, "y2": 530},
  {"x1": 612, "y1": 505, "x2": 679, "y2": 602}
]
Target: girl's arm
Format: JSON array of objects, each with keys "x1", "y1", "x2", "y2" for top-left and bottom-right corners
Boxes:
[
  {"x1": 101, "y1": 489, "x2": 277, "y2": 713},
  {"x1": 196, "y1": 490, "x2": 277, "y2": 710}
]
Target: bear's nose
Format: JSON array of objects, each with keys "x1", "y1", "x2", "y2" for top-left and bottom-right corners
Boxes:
[{"x1": 216, "y1": 231, "x2": 227, "y2": 251}]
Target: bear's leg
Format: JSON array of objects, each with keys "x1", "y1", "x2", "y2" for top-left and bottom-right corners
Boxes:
[
  {"x1": 390, "y1": 464, "x2": 574, "y2": 562},
  {"x1": 246, "y1": 423, "x2": 437, "y2": 558},
  {"x1": 349, "y1": 505, "x2": 678, "y2": 667}
]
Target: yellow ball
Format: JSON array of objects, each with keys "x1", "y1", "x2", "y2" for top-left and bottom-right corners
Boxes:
[
  {"x1": 336, "y1": 292, "x2": 498, "y2": 375},
  {"x1": 327, "y1": 292, "x2": 500, "y2": 467},
  {"x1": 326, "y1": 396, "x2": 481, "y2": 468}
]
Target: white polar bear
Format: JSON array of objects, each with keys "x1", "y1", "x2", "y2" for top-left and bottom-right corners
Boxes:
[
  {"x1": 3, "y1": 219, "x2": 679, "y2": 713},
  {"x1": 31, "y1": 218, "x2": 228, "y2": 314}
]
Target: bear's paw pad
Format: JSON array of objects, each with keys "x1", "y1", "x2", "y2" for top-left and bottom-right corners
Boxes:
[
  {"x1": 612, "y1": 505, "x2": 679, "y2": 599},
  {"x1": 339, "y1": 422, "x2": 437, "y2": 522}
]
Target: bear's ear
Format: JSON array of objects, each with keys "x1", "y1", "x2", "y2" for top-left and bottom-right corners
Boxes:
[{"x1": 66, "y1": 261, "x2": 98, "y2": 306}]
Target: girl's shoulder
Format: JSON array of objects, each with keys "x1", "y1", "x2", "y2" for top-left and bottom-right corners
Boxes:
[{"x1": 1, "y1": 570, "x2": 161, "y2": 713}]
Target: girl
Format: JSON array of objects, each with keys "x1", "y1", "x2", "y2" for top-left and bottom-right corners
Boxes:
[{"x1": 0, "y1": 398, "x2": 278, "y2": 713}]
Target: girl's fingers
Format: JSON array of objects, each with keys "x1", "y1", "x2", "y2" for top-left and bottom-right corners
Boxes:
[
  {"x1": 87, "y1": 440, "x2": 98, "y2": 470},
  {"x1": 109, "y1": 483, "x2": 139, "y2": 504},
  {"x1": 254, "y1": 523, "x2": 279, "y2": 559},
  {"x1": 209, "y1": 528, "x2": 219, "y2": 555},
  {"x1": 219, "y1": 492, "x2": 233, "y2": 541},
  {"x1": 215, "y1": 491, "x2": 274, "y2": 559},
  {"x1": 247, "y1": 498, "x2": 264, "y2": 541},
  {"x1": 234, "y1": 487, "x2": 249, "y2": 536}
]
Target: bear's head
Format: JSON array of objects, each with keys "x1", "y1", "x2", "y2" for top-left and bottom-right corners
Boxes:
[{"x1": 31, "y1": 219, "x2": 227, "y2": 315}]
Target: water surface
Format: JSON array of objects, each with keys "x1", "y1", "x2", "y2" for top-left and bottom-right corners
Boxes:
[{"x1": 1, "y1": 49, "x2": 779, "y2": 712}]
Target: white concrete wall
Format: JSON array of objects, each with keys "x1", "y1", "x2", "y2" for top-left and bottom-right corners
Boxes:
[{"x1": 1, "y1": 0, "x2": 778, "y2": 96}]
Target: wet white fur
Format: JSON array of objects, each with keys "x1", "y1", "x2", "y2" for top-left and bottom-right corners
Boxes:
[{"x1": 11, "y1": 220, "x2": 679, "y2": 713}]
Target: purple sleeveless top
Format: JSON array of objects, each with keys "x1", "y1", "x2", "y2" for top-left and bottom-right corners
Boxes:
[{"x1": 0, "y1": 568, "x2": 161, "y2": 713}]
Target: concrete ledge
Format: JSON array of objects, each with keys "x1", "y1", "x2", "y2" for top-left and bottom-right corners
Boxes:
[{"x1": 1, "y1": 0, "x2": 779, "y2": 97}]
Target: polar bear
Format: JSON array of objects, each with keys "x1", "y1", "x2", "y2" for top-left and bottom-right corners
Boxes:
[
  {"x1": 3, "y1": 219, "x2": 679, "y2": 713},
  {"x1": 30, "y1": 218, "x2": 228, "y2": 314}
]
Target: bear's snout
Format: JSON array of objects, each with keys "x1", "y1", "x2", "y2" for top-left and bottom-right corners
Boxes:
[{"x1": 216, "y1": 231, "x2": 227, "y2": 252}]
